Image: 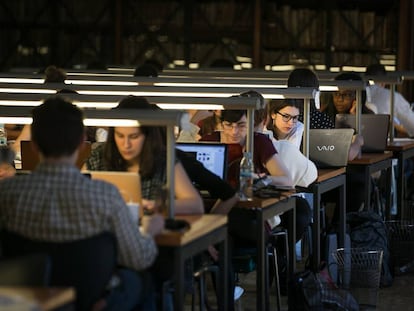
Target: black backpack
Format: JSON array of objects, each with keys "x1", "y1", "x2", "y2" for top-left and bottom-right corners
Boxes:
[{"x1": 346, "y1": 211, "x2": 393, "y2": 287}]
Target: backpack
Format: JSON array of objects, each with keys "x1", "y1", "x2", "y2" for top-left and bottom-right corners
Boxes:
[{"x1": 346, "y1": 211, "x2": 393, "y2": 287}]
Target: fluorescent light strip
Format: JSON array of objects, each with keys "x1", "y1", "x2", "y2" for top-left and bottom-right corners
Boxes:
[
  {"x1": 0, "y1": 100, "x2": 42, "y2": 106},
  {"x1": 84, "y1": 119, "x2": 139, "y2": 127},
  {"x1": 0, "y1": 117, "x2": 32, "y2": 124},
  {"x1": 0, "y1": 78, "x2": 44, "y2": 83},
  {"x1": 66, "y1": 80, "x2": 138, "y2": 86},
  {"x1": 74, "y1": 102, "x2": 118, "y2": 109},
  {"x1": 319, "y1": 86, "x2": 339, "y2": 91},
  {"x1": 156, "y1": 104, "x2": 224, "y2": 110},
  {"x1": 1, "y1": 88, "x2": 56, "y2": 94},
  {"x1": 154, "y1": 82, "x2": 286, "y2": 88},
  {"x1": 0, "y1": 100, "x2": 117, "y2": 109}
]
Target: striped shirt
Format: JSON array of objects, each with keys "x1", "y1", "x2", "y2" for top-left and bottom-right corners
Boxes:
[{"x1": 0, "y1": 162, "x2": 157, "y2": 271}]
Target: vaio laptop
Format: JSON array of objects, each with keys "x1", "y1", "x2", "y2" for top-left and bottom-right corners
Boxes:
[
  {"x1": 335, "y1": 114, "x2": 390, "y2": 153},
  {"x1": 176, "y1": 142, "x2": 228, "y2": 180},
  {"x1": 21, "y1": 140, "x2": 91, "y2": 170},
  {"x1": 309, "y1": 128, "x2": 354, "y2": 168}
]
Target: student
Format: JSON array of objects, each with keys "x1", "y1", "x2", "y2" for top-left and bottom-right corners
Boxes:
[
  {"x1": 324, "y1": 72, "x2": 375, "y2": 118},
  {"x1": 265, "y1": 99, "x2": 318, "y2": 187},
  {"x1": 0, "y1": 146, "x2": 16, "y2": 180},
  {"x1": 200, "y1": 109, "x2": 293, "y2": 189},
  {"x1": 85, "y1": 96, "x2": 204, "y2": 215},
  {"x1": 0, "y1": 96, "x2": 164, "y2": 310},
  {"x1": 287, "y1": 68, "x2": 335, "y2": 129},
  {"x1": 365, "y1": 63, "x2": 414, "y2": 137},
  {"x1": 266, "y1": 98, "x2": 304, "y2": 149}
]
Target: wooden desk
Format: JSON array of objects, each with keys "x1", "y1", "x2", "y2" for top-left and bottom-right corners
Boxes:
[
  {"x1": 306, "y1": 167, "x2": 347, "y2": 272},
  {"x1": 0, "y1": 287, "x2": 75, "y2": 310},
  {"x1": 348, "y1": 152, "x2": 393, "y2": 218},
  {"x1": 155, "y1": 214, "x2": 228, "y2": 311},
  {"x1": 232, "y1": 194, "x2": 296, "y2": 311},
  {"x1": 387, "y1": 140, "x2": 414, "y2": 219}
]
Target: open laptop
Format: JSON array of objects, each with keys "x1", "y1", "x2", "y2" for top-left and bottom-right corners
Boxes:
[
  {"x1": 309, "y1": 128, "x2": 354, "y2": 168},
  {"x1": 176, "y1": 142, "x2": 228, "y2": 180},
  {"x1": 21, "y1": 140, "x2": 91, "y2": 170},
  {"x1": 87, "y1": 171, "x2": 142, "y2": 222},
  {"x1": 335, "y1": 114, "x2": 390, "y2": 153}
]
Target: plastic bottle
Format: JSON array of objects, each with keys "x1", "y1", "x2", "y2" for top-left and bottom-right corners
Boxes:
[
  {"x1": 239, "y1": 151, "x2": 254, "y2": 201},
  {"x1": 0, "y1": 124, "x2": 7, "y2": 146}
]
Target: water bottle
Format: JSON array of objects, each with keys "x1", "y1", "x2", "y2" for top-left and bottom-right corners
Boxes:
[
  {"x1": 239, "y1": 151, "x2": 254, "y2": 201},
  {"x1": 0, "y1": 124, "x2": 7, "y2": 146}
]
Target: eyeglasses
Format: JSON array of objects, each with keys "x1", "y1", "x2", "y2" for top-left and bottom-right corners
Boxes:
[
  {"x1": 333, "y1": 92, "x2": 355, "y2": 100},
  {"x1": 222, "y1": 121, "x2": 247, "y2": 131},
  {"x1": 277, "y1": 112, "x2": 300, "y2": 123}
]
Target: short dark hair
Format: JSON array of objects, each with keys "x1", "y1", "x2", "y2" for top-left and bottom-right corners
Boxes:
[
  {"x1": 31, "y1": 96, "x2": 84, "y2": 157},
  {"x1": 221, "y1": 109, "x2": 247, "y2": 123},
  {"x1": 44, "y1": 65, "x2": 67, "y2": 83},
  {"x1": 365, "y1": 63, "x2": 387, "y2": 76},
  {"x1": 133, "y1": 64, "x2": 159, "y2": 77},
  {"x1": 104, "y1": 96, "x2": 166, "y2": 178},
  {"x1": 287, "y1": 68, "x2": 319, "y2": 88}
]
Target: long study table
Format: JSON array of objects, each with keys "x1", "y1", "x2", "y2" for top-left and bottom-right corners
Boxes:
[
  {"x1": 0, "y1": 287, "x2": 75, "y2": 310},
  {"x1": 305, "y1": 167, "x2": 347, "y2": 272},
  {"x1": 386, "y1": 139, "x2": 414, "y2": 219},
  {"x1": 231, "y1": 193, "x2": 296, "y2": 311},
  {"x1": 347, "y1": 152, "x2": 393, "y2": 218},
  {"x1": 155, "y1": 214, "x2": 228, "y2": 311}
]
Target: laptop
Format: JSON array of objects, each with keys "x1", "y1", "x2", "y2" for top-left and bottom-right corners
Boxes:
[
  {"x1": 86, "y1": 171, "x2": 142, "y2": 222},
  {"x1": 309, "y1": 128, "x2": 354, "y2": 168},
  {"x1": 335, "y1": 114, "x2": 390, "y2": 153},
  {"x1": 176, "y1": 142, "x2": 228, "y2": 180},
  {"x1": 21, "y1": 140, "x2": 91, "y2": 170}
]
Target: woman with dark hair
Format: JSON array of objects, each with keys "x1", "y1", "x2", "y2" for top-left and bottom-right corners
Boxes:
[
  {"x1": 86, "y1": 96, "x2": 203, "y2": 215},
  {"x1": 267, "y1": 99, "x2": 304, "y2": 149},
  {"x1": 287, "y1": 68, "x2": 335, "y2": 129}
]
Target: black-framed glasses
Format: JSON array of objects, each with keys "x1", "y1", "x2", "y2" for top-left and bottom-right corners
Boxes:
[
  {"x1": 222, "y1": 121, "x2": 247, "y2": 130},
  {"x1": 333, "y1": 91, "x2": 355, "y2": 100},
  {"x1": 277, "y1": 112, "x2": 300, "y2": 123}
]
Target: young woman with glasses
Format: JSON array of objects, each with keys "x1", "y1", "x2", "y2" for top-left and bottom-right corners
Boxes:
[{"x1": 267, "y1": 99, "x2": 304, "y2": 149}]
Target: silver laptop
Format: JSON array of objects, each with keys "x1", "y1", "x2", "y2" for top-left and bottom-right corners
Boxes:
[
  {"x1": 309, "y1": 129, "x2": 354, "y2": 168},
  {"x1": 335, "y1": 114, "x2": 390, "y2": 153}
]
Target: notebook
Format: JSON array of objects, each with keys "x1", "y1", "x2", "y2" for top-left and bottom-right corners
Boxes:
[
  {"x1": 176, "y1": 142, "x2": 228, "y2": 180},
  {"x1": 20, "y1": 140, "x2": 91, "y2": 170},
  {"x1": 87, "y1": 170, "x2": 142, "y2": 222},
  {"x1": 309, "y1": 128, "x2": 354, "y2": 168},
  {"x1": 335, "y1": 114, "x2": 390, "y2": 153}
]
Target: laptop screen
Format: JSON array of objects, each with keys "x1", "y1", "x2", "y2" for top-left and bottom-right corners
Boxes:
[
  {"x1": 309, "y1": 128, "x2": 354, "y2": 168},
  {"x1": 335, "y1": 114, "x2": 390, "y2": 153},
  {"x1": 176, "y1": 142, "x2": 228, "y2": 180}
]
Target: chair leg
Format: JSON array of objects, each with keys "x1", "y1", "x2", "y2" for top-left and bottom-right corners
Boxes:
[
  {"x1": 272, "y1": 246, "x2": 282, "y2": 311},
  {"x1": 192, "y1": 264, "x2": 219, "y2": 311}
]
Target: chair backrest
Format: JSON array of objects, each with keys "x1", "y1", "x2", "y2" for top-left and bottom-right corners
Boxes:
[
  {"x1": 21, "y1": 140, "x2": 92, "y2": 170},
  {"x1": 0, "y1": 253, "x2": 51, "y2": 286},
  {"x1": 1, "y1": 231, "x2": 117, "y2": 311}
]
